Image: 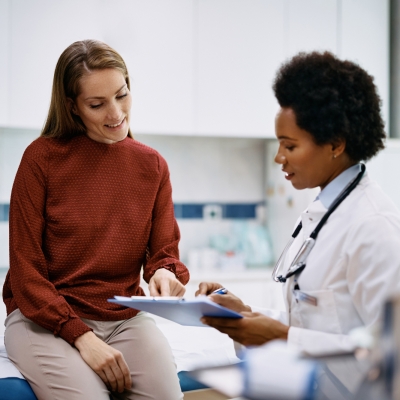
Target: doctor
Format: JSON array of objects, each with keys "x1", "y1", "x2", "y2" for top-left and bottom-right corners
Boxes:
[{"x1": 197, "y1": 51, "x2": 400, "y2": 356}]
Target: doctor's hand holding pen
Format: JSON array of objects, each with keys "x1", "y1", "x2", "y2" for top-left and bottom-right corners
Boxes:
[
  {"x1": 195, "y1": 282, "x2": 289, "y2": 346},
  {"x1": 196, "y1": 282, "x2": 251, "y2": 313}
]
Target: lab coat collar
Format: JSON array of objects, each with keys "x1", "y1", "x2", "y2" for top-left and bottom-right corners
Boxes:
[{"x1": 316, "y1": 164, "x2": 362, "y2": 209}]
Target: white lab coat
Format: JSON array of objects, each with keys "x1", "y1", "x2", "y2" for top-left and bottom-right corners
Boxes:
[{"x1": 257, "y1": 175, "x2": 400, "y2": 356}]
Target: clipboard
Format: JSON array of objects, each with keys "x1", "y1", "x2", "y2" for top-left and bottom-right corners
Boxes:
[{"x1": 108, "y1": 296, "x2": 243, "y2": 327}]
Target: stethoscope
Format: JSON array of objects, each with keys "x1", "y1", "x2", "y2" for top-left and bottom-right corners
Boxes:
[{"x1": 272, "y1": 163, "x2": 366, "y2": 284}]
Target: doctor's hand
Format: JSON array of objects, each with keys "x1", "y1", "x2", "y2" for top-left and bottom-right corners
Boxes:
[
  {"x1": 75, "y1": 331, "x2": 132, "y2": 393},
  {"x1": 201, "y1": 312, "x2": 289, "y2": 346},
  {"x1": 196, "y1": 282, "x2": 251, "y2": 314},
  {"x1": 196, "y1": 282, "x2": 225, "y2": 296},
  {"x1": 148, "y1": 268, "x2": 186, "y2": 297}
]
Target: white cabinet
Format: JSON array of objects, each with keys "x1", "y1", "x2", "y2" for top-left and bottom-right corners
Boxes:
[
  {"x1": 5, "y1": 0, "x2": 194, "y2": 134},
  {"x1": 195, "y1": 0, "x2": 339, "y2": 138},
  {"x1": 2, "y1": 0, "x2": 390, "y2": 137},
  {"x1": 98, "y1": 0, "x2": 195, "y2": 135},
  {"x1": 196, "y1": 0, "x2": 285, "y2": 138},
  {"x1": 285, "y1": 0, "x2": 338, "y2": 56},
  {"x1": 195, "y1": 0, "x2": 388, "y2": 138},
  {"x1": 340, "y1": 0, "x2": 389, "y2": 130},
  {"x1": 7, "y1": 0, "x2": 103, "y2": 129}
]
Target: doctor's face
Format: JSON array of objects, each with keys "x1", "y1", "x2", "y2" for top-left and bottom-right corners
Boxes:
[
  {"x1": 72, "y1": 68, "x2": 132, "y2": 144},
  {"x1": 274, "y1": 108, "x2": 340, "y2": 190}
]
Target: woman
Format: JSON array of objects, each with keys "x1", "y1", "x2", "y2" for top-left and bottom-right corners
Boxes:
[
  {"x1": 3, "y1": 40, "x2": 189, "y2": 400},
  {"x1": 197, "y1": 51, "x2": 400, "y2": 356}
]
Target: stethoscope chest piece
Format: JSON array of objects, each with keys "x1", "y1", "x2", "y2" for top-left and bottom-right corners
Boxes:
[
  {"x1": 277, "y1": 237, "x2": 315, "y2": 282},
  {"x1": 286, "y1": 238, "x2": 316, "y2": 277}
]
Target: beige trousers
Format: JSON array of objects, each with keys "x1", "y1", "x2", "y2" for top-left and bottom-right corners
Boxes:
[{"x1": 5, "y1": 309, "x2": 183, "y2": 400}]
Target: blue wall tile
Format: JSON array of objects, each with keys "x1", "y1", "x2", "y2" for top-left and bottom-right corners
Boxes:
[
  {"x1": 181, "y1": 204, "x2": 204, "y2": 219},
  {"x1": 0, "y1": 204, "x2": 9, "y2": 222},
  {"x1": 223, "y1": 204, "x2": 257, "y2": 219},
  {"x1": 173, "y1": 202, "x2": 262, "y2": 219},
  {"x1": 173, "y1": 204, "x2": 183, "y2": 219},
  {"x1": 0, "y1": 202, "x2": 261, "y2": 221}
]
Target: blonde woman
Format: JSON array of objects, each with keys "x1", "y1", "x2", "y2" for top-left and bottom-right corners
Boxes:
[{"x1": 3, "y1": 40, "x2": 188, "y2": 400}]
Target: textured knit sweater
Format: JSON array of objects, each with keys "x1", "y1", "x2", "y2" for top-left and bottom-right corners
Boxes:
[{"x1": 3, "y1": 135, "x2": 189, "y2": 345}]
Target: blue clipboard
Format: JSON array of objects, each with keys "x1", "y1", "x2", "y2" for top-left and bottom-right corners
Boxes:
[{"x1": 108, "y1": 296, "x2": 243, "y2": 327}]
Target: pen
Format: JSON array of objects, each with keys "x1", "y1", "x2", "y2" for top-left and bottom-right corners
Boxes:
[{"x1": 211, "y1": 287, "x2": 228, "y2": 295}]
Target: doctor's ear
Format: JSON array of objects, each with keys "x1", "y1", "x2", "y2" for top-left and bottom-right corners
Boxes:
[
  {"x1": 67, "y1": 98, "x2": 78, "y2": 116},
  {"x1": 331, "y1": 139, "x2": 346, "y2": 159}
]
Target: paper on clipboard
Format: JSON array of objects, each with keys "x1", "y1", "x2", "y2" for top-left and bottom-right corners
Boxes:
[{"x1": 108, "y1": 296, "x2": 243, "y2": 327}]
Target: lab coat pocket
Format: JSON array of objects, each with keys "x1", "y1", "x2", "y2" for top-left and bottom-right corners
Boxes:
[{"x1": 294, "y1": 289, "x2": 341, "y2": 334}]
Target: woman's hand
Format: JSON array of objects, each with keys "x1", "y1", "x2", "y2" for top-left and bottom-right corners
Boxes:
[
  {"x1": 201, "y1": 312, "x2": 289, "y2": 346},
  {"x1": 74, "y1": 331, "x2": 132, "y2": 393},
  {"x1": 195, "y1": 282, "x2": 251, "y2": 314},
  {"x1": 148, "y1": 268, "x2": 186, "y2": 296}
]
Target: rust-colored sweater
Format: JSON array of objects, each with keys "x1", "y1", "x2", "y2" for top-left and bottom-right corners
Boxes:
[{"x1": 3, "y1": 135, "x2": 189, "y2": 345}]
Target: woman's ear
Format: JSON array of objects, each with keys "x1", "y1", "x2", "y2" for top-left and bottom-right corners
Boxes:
[
  {"x1": 67, "y1": 98, "x2": 78, "y2": 116},
  {"x1": 331, "y1": 138, "x2": 346, "y2": 159}
]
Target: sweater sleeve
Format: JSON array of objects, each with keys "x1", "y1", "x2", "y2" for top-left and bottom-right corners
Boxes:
[
  {"x1": 142, "y1": 155, "x2": 190, "y2": 285},
  {"x1": 6, "y1": 141, "x2": 91, "y2": 345}
]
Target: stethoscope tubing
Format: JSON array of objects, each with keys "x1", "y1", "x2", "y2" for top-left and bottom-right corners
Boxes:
[{"x1": 272, "y1": 163, "x2": 366, "y2": 283}]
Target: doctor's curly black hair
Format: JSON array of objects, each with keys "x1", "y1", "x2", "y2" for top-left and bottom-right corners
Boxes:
[{"x1": 273, "y1": 51, "x2": 385, "y2": 162}]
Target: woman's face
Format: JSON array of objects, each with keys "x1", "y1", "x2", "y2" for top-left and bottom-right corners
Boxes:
[
  {"x1": 274, "y1": 108, "x2": 345, "y2": 190},
  {"x1": 72, "y1": 68, "x2": 132, "y2": 144}
]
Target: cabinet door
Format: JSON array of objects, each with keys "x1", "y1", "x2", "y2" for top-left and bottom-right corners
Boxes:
[
  {"x1": 7, "y1": 0, "x2": 194, "y2": 134},
  {"x1": 196, "y1": 0, "x2": 285, "y2": 138},
  {"x1": 98, "y1": 0, "x2": 195, "y2": 135},
  {"x1": 8, "y1": 0, "x2": 103, "y2": 129},
  {"x1": 340, "y1": 0, "x2": 389, "y2": 130},
  {"x1": 285, "y1": 0, "x2": 338, "y2": 57}
]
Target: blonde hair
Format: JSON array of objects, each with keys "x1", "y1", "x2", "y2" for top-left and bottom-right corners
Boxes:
[{"x1": 41, "y1": 40, "x2": 133, "y2": 139}]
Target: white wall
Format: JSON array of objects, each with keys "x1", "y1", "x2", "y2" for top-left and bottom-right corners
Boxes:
[
  {"x1": 137, "y1": 135, "x2": 265, "y2": 203},
  {"x1": 367, "y1": 139, "x2": 400, "y2": 210}
]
